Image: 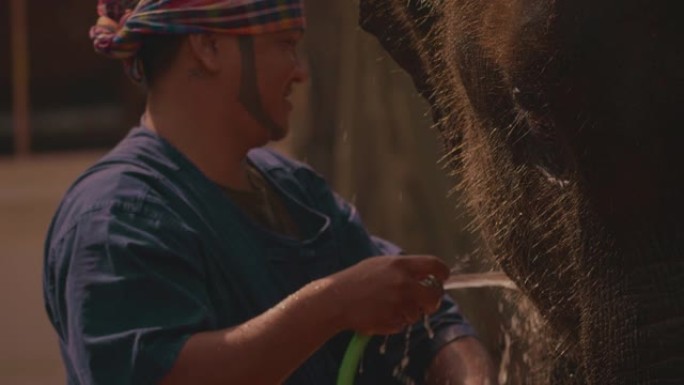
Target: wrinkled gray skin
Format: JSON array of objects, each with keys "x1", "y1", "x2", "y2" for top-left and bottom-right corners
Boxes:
[{"x1": 359, "y1": 1, "x2": 684, "y2": 384}]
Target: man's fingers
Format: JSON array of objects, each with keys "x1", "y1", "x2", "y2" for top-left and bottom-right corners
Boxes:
[
  {"x1": 402, "y1": 307, "x2": 420, "y2": 325},
  {"x1": 410, "y1": 279, "x2": 444, "y2": 315},
  {"x1": 402, "y1": 255, "x2": 450, "y2": 282}
]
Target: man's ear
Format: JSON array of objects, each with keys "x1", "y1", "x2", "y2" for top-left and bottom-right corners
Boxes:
[{"x1": 187, "y1": 33, "x2": 221, "y2": 74}]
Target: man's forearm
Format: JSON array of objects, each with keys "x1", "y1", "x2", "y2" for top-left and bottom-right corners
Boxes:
[
  {"x1": 160, "y1": 277, "x2": 343, "y2": 385},
  {"x1": 425, "y1": 336, "x2": 498, "y2": 385}
]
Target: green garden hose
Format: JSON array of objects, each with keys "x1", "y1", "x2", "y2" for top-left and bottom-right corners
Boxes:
[
  {"x1": 335, "y1": 275, "x2": 442, "y2": 384},
  {"x1": 336, "y1": 333, "x2": 372, "y2": 385}
]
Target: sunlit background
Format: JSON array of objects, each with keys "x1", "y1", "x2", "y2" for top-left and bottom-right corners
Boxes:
[{"x1": 0, "y1": 1, "x2": 527, "y2": 384}]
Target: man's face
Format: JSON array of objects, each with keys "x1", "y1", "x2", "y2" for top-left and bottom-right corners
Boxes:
[{"x1": 250, "y1": 30, "x2": 307, "y2": 141}]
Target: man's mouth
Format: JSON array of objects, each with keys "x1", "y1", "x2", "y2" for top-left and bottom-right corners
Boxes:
[{"x1": 283, "y1": 86, "x2": 294, "y2": 110}]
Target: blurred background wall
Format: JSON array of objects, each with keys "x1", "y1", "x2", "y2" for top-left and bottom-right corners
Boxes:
[{"x1": 0, "y1": 1, "x2": 519, "y2": 384}]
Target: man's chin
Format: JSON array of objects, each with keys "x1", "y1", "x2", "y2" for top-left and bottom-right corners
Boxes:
[{"x1": 269, "y1": 123, "x2": 289, "y2": 142}]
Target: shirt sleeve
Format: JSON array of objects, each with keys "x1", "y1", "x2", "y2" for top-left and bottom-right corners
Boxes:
[{"x1": 46, "y1": 203, "x2": 215, "y2": 385}]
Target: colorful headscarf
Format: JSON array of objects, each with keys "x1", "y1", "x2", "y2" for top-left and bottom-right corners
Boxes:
[{"x1": 90, "y1": 0, "x2": 306, "y2": 82}]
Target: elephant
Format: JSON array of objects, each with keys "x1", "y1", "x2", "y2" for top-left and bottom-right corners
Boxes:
[{"x1": 358, "y1": 0, "x2": 684, "y2": 384}]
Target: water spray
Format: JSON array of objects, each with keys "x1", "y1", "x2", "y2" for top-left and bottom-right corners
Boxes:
[{"x1": 336, "y1": 272, "x2": 516, "y2": 385}]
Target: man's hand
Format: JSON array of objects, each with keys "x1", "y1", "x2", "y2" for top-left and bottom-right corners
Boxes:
[
  {"x1": 425, "y1": 336, "x2": 498, "y2": 385},
  {"x1": 329, "y1": 255, "x2": 449, "y2": 335}
]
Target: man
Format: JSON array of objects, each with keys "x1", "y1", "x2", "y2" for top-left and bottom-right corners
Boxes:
[{"x1": 43, "y1": 1, "x2": 496, "y2": 384}]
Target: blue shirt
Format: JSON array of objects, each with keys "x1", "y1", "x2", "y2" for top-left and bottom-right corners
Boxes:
[{"x1": 43, "y1": 127, "x2": 475, "y2": 385}]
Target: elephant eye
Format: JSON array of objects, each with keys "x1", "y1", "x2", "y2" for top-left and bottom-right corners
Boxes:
[
  {"x1": 512, "y1": 86, "x2": 545, "y2": 113},
  {"x1": 511, "y1": 87, "x2": 571, "y2": 187}
]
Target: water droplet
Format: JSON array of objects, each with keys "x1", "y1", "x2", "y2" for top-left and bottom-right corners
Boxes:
[
  {"x1": 392, "y1": 326, "x2": 412, "y2": 380},
  {"x1": 379, "y1": 335, "x2": 390, "y2": 355},
  {"x1": 423, "y1": 314, "x2": 435, "y2": 339},
  {"x1": 400, "y1": 356, "x2": 410, "y2": 370}
]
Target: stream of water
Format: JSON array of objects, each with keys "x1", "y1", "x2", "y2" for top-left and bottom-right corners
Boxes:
[
  {"x1": 374, "y1": 272, "x2": 518, "y2": 383},
  {"x1": 444, "y1": 272, "x2": 517, "y2": 291}
]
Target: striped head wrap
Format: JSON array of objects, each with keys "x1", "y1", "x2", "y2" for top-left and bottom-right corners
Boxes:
[{"x1": 90, "y1": 0, "x2": 306, "y2": 82}]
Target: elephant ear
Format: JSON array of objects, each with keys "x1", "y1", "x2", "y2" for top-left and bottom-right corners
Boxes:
[{"x1": 359, "y1": 1, "x2": 451, "y2": 133}]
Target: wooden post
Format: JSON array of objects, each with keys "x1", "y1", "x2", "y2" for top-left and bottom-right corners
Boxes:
[{"x1": 10, "y1": 0, "x2": 31, "y2": 157}]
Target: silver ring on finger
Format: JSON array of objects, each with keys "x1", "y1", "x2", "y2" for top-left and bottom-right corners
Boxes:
[{"x1": 418, "y1": 274, "x2": 442, "y2": 290}]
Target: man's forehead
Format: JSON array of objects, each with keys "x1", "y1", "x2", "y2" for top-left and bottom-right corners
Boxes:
[
  {"x1": 276, "y1": 29, "x2": 305, "y2": 37},
  {"x1": 262, "y1": 29, "x2": 305, "y2": 41}
]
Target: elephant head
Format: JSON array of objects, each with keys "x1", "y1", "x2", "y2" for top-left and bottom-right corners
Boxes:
[{"x1": 359, "y1": 0, "x2": 684, "y2": 383}]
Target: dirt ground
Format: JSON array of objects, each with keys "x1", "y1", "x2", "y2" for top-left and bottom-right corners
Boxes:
[{"x1": 0, "y1": 151, "x2": 103, "y2": 385}]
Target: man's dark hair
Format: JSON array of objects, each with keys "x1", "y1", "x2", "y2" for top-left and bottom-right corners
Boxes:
[{"x1": 137, "y1": 34, "x2": 186, "y2": 88}]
